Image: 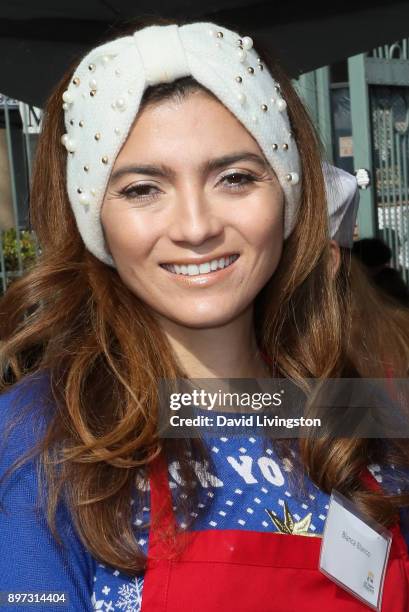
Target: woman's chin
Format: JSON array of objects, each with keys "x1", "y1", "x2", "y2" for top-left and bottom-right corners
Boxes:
[{"x1": 158, "y1": 307, "x2": 242, "y2": 330}]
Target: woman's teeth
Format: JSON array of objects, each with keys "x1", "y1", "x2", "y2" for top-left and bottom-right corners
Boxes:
[{"x1": 162, "y1": 254, "x2": 239, "y2": 276}]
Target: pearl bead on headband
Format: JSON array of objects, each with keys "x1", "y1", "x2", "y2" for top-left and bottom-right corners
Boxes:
[{"x1": 61, "y1": 22, "x2": 301, "y2": 266}]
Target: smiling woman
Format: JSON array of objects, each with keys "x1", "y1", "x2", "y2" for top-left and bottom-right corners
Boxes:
[
  {"x1": 101, "y1": 88, "x2": 284, "y2": 337},
  {"x1": 1, "y1": 15, "x2": 409, "y2": 612}
]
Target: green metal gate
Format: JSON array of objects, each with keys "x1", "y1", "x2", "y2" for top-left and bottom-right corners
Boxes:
[{"x1": 349, "y1": 40, "x2": 409, "y2": 285}]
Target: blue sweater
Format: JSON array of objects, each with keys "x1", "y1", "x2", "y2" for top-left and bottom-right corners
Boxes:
[{"x1": 1, "y1": 373, "x2": 408, "y2": 611}]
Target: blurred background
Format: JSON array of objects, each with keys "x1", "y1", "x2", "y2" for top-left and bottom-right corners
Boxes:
[{"x1": 0, "y1": 0, "x2": 408, "y2": 304}]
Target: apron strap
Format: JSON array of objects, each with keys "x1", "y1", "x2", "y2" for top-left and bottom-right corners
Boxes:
[
  {"x1": 146, "y1": 451, "x2": 178, "y2": 560},
  {"x1": 360, "y1": 467, "x2": 383, "y2": 492}
]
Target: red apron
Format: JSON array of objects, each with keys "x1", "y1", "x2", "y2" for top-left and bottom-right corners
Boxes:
[{"x1": 140, "y1": 451, "x2": 409, "y2": 611}]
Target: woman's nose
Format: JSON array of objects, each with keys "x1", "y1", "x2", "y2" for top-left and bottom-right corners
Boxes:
[{"x1": 167, "y1": 189, "x2": 224, "y2": 246}]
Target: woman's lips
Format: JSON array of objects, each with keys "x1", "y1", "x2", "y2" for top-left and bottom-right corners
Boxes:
[
  {"x1": 161, "y1": 254, "x2": 239, "y2": 277},
  {"x1": 159, "y1": 254, "x2": 240, "y2": 286}
]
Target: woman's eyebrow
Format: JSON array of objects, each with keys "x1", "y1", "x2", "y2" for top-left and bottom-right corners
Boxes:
[
  {"x1": 109, "y1": 151, "x2": 269, "y2": 183},
  {"x1": 110, "y1": 163, "x2": 174, "y2": 183},
  {"x1": 204, "y1": 152, "x2": 269, "y2": 173}
]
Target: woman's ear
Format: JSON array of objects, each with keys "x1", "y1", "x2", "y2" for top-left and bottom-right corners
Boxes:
[{"x1": 329, "y1": 239, "x2": 341, "y2": 277}]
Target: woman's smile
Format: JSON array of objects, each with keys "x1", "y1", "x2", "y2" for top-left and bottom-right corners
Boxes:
[
  {"x1": 159, "y1": 253, "x2": 240, "y2": 286},
  {"x1": 160, "y1": 252, "x2": 239, "y2": 274}
]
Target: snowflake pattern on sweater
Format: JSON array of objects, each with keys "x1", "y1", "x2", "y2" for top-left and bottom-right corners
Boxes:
[{"x1": 91, "y1": 577, "x2": 144, "y2": 611}]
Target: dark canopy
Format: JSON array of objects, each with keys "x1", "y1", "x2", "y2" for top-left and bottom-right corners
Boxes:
[{"x1": 0, "y1": 1, "x2": 408, "y2": 107}]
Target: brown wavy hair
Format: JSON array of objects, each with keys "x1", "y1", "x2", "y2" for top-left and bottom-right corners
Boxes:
[{"x1": 1, "y1": 15, "x2": 409, "y2": 576}]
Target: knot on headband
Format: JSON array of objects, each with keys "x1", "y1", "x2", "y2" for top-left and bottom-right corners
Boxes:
[
  {"x1": 60, "y1": 22, "x2": 356, "y2": 266},
  {"x1": 133, "y1": 25, "x2": 190, "y2": 85}
]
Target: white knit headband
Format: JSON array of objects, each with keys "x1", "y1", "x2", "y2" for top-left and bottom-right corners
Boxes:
[{"x1": 61, "y1": 21, "x2": 357, "y2": 266}]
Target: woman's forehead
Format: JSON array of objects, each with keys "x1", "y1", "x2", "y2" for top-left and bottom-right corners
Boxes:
[{"x1": 116, "y1": 91, "x2": 265, "y2": 166}]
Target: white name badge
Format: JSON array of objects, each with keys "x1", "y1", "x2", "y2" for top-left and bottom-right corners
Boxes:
[{"x1": 319, "y1": 490, "x2": 392, "y2": 611}]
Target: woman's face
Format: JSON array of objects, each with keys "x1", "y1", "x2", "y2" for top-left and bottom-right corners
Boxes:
[{"x1": 101, "y1": 90, "x2": 284, "y2": 329}]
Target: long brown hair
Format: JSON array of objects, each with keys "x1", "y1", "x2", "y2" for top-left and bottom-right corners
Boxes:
[{"x1": 1, "y1": 15, "x2": 409, "y2": 575}]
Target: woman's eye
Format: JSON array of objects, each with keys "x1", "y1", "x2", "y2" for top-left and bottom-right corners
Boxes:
[
  {"x1": 120, "y1": 184, "x2": 160, "y2": 200},
  {"x1": 220, "y1": 172, "x2": 256, "y2": 190}
]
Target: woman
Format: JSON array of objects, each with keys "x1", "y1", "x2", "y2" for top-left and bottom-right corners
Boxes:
[{"x1": 1, "y1": 17, "x2": 409, "y2": 611}]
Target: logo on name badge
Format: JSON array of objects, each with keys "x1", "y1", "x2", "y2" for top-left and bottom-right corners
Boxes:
[{"x1": 363, "y1": 570, "x2": 375, "y2": 595}]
